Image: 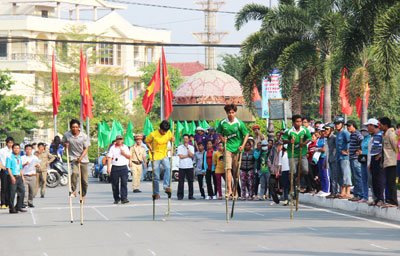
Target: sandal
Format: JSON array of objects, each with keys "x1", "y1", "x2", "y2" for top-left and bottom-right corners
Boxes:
[
  {"x1": 368, "y1": 201, "x2": 377, "y2": 206},
  {"x1": 376, "y1": 201, "x2": 384, "y2": 207}
]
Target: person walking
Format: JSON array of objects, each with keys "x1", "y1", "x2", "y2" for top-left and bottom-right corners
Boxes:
[
  {"x1": 204, "y1": 140, "x2": 217, "y2": 199},
  {"x1": 34, "y1": 143, "x2": 56, "y2": 198},
  {"x1": 0, "y1": 137, "x2": 13, "y2": 209},
  {"x1": 334, "y1": 116, "x2": 351, "y2": 199},
  {"x1": 379, "y1": 117, "x2": 398, "y2": 207},
  {"x1": 21, "y1": 145, "x2": 40, "y2": 208},
  {"x1": 62, "y1": 119, "x2": 91, "y2": 202},
  {"x1": 107, "y1": 135, "x2": 130, "y2": 204},
  {"x1": 367, "y1": 118, "x2": 385, "y2": 207},
  {"x1": 6, "y1": 144, "x2": 26, "y2": 214},
  {"x1": 345, "y1": 120, "x2": 364, "y2": 201},
  {"x1": 177, "y1": 134, "x2": 195, "y2": 200},
  {"x1": 130, "y1": 134, "x2": 147, "y2": 193},
  {"x1": 194, "y1": 142, "x2": 206, "y2": 199},
  {"x1": 145, "y1": 120, "x2": 174, "y2": 199},
  {"x1": 240, "y1": 141, "x2": 255, "y2": 200}
]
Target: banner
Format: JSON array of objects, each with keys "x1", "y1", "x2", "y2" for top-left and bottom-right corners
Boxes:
[{"x1": 261, "y1": 68, "x2": 281, "y2": 118}]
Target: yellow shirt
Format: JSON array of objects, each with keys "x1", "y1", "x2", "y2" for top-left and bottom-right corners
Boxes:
[
  {"x1": 145, "y1": 130, "x2": 172, "y2": 161},
  {"x1": 213, "y1": 151, "x2": 225, "y2": 174}
]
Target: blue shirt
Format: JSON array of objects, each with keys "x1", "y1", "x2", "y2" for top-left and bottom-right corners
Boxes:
[
  {"x1": 6, "y1": 154, "x2": 23, "y2": 176},
  {"x1": 336, "y1": 130, "x2": 350, "y2": 160},
  {"x1": 370, "y1": 131, "x2": 383, "y2": 156},
  {"x1": 361, "y1": 135, "x2": 371, "y2": 155},
  {"x1": 317, "y1": 137, "x2": 327, "y2": 158},
  {"x1": 349, "y1": 130, "x2": 363, "y2": 159}
]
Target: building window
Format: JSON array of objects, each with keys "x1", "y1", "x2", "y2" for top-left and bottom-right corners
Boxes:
[
  {"x1": 0, "y1": 42, "x2": 7, "y2": 57},
  {"x1": 116, "y1": 45, "x2": 121, "y2": 66},
  {"x1": 41, "y1": 10, "x2": 48, "y2": 18},
  {"x1": 134, "y1": 46, "x2": 139, "y2": 60},
  {"x1": 99, "y1": 43, "x2": 113, "y2": 65},
  {"x1": 147, "y1": 47, "x2": 153, "y2": 63}
]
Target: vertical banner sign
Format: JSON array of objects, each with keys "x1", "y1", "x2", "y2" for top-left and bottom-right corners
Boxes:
[{"x1": 261, "y1": 68, "x2": 282, "y2": 118}]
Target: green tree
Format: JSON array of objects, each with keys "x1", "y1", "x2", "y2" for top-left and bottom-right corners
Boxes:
[
  {"x1": 132, "y1": 63, "x2": 184, "y2": 131},
  {"x1": 0, "y1": 71, "x2": 37, "y2": 135},
  {"x1": 217, "y1": 54, "x2": 242, "y2": 81}
]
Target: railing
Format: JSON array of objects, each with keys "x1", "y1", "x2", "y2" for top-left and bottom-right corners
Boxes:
[
  {"x1": 0, "y1": 53, "x2": 52, "y2": 61},
  {"x1": 134, "y1": 60, "x2": 153, "y2": 68}
]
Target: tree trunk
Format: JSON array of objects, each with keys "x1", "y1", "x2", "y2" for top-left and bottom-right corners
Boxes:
[
  {"x1": 323, "y1": 77, "x2": 332, "y2": 123},
  {"x1": 360, "y1": 91, "x2": 368, "y2": 127},
  {"x1": 291, "y1": 69, "x2": 302, "y2": 115},
  {"x1": 267, "y1": 119, "x2": 274, "y2": 140}
]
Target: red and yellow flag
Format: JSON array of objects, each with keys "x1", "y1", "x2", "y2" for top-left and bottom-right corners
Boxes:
[
  {"x1": 162, "y1": 47, "x2": 173, "y2": 119},
  {"x1": 142, "y1": 60, "x2": 161, "y2": 114},
  {"x1": 51, "y1": 51, "x2": 60, "y2": 118},
  {"x1": 80, "y1": 50, "x2": 93, "y2": 121}
]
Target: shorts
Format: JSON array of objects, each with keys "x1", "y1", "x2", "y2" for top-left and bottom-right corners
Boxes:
[{"x1": 226, "y1": 150, "x2": 238, "y2": 171}]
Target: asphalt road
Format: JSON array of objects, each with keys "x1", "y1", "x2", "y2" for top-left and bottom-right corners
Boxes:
[{"x1": 1, "y1": 176, "x2": 400, "y2": 256}]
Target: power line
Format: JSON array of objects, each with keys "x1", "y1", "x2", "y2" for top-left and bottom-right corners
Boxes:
[
  {"x1": 107, "y1": 0, "x2": 238, "y2": 14},
  {"x1": 3, "y1": 36, "x2": 242, "y2": 48}
]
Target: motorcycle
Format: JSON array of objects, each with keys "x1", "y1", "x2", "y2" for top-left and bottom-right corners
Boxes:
[
  {"x1": 144, "y1": 155, "x2": 179, "y2": 182},
  {"x1": 50, "y1": 158, "x2": 68, "y2": 186},
  {"x1": 46, "y1": 168, "x2": 61, "y2": 188}
]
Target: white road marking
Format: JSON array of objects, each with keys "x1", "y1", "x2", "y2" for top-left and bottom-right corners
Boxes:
[
  {"x1": 30, "y1": 209, "x2": 37, "y2": 225},
  {"x1": 147, "y1": 249, "x2": 156, "y2": 256},
  {"x1": 307, "y1": 227, "x2": 317, "y2": 231},
  {"x1": 91, "y1": 207, "x2": 109, "y2": 220},
  {"x1": 37, "y1": 236, "x2": 42, "y2": 241},
  {"x1": 257, "y1": 245, "x2": 270, "y2": 250},
  {"x1": 215, "y1": 228, "x2": 225, "y2": 232},
  {"x1": 370, "y1": 244, "x2": 388, "y2": 250},
  {"x1": 124, "y1": 232, "x2": 132, "y2": 238},
  {"x1": 43, "y1": 253, "x2": 48, "y2": 256},
  {"x1": 38, "y1": 202, "x2": 220, "y2": 210},
  {"x1": 243, "y1": 209, "x2": 265, "y2": 216},
  {"x1": 301, "y1": 205, "x2": 400, "y2": 229}
]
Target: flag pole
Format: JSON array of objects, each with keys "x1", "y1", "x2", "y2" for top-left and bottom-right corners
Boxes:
[
  {"x1": 54, "y1": 114, "x2": 57, "y2": 137},
  {"x1": 160, "y1": 49, "x2": 165, "y2": 121}
]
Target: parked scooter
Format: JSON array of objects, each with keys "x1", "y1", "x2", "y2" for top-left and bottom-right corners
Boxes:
[
  {"x1": 46, "y1": 168, "x2": 61, "y2": 188},
  {"x1": 50, "y1": 157, "x2": 68, "y2": 186},
  {"x1": 144, "y1": 155, "x2": 179, "y2": 182}
]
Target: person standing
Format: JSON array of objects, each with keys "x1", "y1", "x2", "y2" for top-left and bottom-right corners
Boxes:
[
  {"x1": 259, "y1": 140, "x2": 270, "y2": 200},
  {"x1": 240, "y1": 141, "x2": 255, "y2": 200},
  {"x1": 0, "y1": 137, "x2": 13, "y2": 209},
  {"x1": 194, "y1": 142, "x2": 206, "y2": 199},
  {"x1": 302, "y1": 117, "x2": 315, "y2": 133},
  {"x1": 358, "y1": 126, "x2": 371, "y2": 203},
  {"x1": 367, "y1": 118, "x2": 385, "y2": 206},
  {"x1": 315, "y1": 126, "x2": 329, "y2": 197},
  {"x1": 345, "y1": 120, "x2": 364, "y2": 201},
  {"x1": 177, "y1": 134, "x2": 195, "y2": 200},
  {"x1": 21, "y1": 145, "x2": 40, "y2": 208},
  {"x1": 217, "y1": 104, "x2": 249, "y2": 199},
  {"x1": 208, "y1": 127, "x2": 219, "y2": 149},
  {"x1": 253, "y1": 142, "x2": 262, "y2": 199},
  {"x1": 62, "y1": 119, "x2": 91, "y2": 202},
  {"x1": 324, "y1": 123, "x2": 338, "y2": 199},
  {"x1": 251, "y1": 125, "x2": 265, "y2": 147},
  {"x1": 34, "y1": 143, "x2": 56, "y2": 198},
  {"x1": 279, "y1": 145, "x2": 290, "y2": 206},
  {"x1": 334, "y1": 116, "x2": 351, "y2": 199},
  {"x1": 107, "y1": 135, "x2": 130, "y2": 204},
  {"x1": 130, "y1": 134, "x2": 147, "y2": 193},
  {"x1": 268, "y1": 141, "x2": 283, "y2": 205},
  {"x1": 213, "y1": 142, "x2": 225, "y2": 200},
  {"x1": 379, "y1": 117, "x2": 398, "y2": 207},
  {"x1": 282, "y1": 115, "x2": 312, "y2": 199},
  {"x1": 194, "y1": 127, "x2": 207, "y2": 151},
  {"x1": 145, "y1": 120, "x2": 174, "y2": 199},
  {"x1": 204, "y1": 140, "x2": 217, "y2": 199},
  {"x1": 6, "y1": 144, "x2": 26, "y2": 214}
]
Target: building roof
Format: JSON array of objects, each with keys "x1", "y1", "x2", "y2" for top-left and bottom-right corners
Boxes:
[{"x1": 169, "y1": 62, "x2": 205, "y2": 77}]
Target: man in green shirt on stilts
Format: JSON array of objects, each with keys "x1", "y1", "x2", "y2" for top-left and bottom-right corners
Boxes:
[
  {"x1": 217, "y1": 103, "x2": 249, "y2": 198},
  {"x1": 281, "y1": 114, "x2": 312, "y2": 190}
]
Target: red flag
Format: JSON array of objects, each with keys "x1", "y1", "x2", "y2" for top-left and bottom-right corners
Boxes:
[
  {"x1": 252, "y1": 82, "x2": 262, "y2": 101},
  {"x1": 142, "y1": 60, "x2": 161, "y2": 114},
  {"x1": 162, "y1": 48, "x2": 173, "y2": 119},
  {"x1": 339, "y1": 68, "x2": 353, "y2": 115},
  {"x1": 355, "y1": 83, "x2": 370, "y2": 118},
  {"x1": 51, "y1": 51, "x2": 60, "y2": 118},
  {"x1": 80, "y1": 50, "x2": 93, "y2": 121},
  {"x1": 319, "y1": 87, "x2": 324, "y2": 116}
]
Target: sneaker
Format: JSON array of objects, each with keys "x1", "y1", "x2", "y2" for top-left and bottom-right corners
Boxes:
[
  {"x1": 9, "y1": 209, "x2": 18, "y2": 214},
  {"x1": 283, "y1": 200, "x2": 289, "y2": 206},
  {"x1": 1, "y1": 205, "x2": 7, "y2": 209},
  {"x1": 206, "y1": 196, "x2": 211, "y2": 200},
  {"x1": 113, "y1": 201, "x2": 119, "y2": 204},
  {"x1": 40, "y1": 195, "x2": 45, "y2": 198},
  {"x1": 188, "y1": 197, "x2": 196, "y2": 200},
  {"x1": 270, "y1": 202, "x2": 279, "y2": 206},
  {"x1": 212, "y1": 195, "x2": 217, "y2": 200},
  {"x1": 28, "y1": 204, "x2": 35, "y2": 208},
  {"x1": 133, "y1": 189, "x2": 142, "y2": 193},
  {"x1": 201, "y1": 196, "x2": 205, "y2": 199},
  {"x1": 18, "y1": 209, "x2": 27, "y2": 213},
  {"x1": 121, "y1": 199, "x2": 130, "y2": 204},
  {"x1": 177, "y1": 197, "x2": 183, "y2": 200},
  {"x1": 318, "y1": 192, "x2": 331, "y2": 197},
  {"x1": 22, "y1": 204, "x2": 27, "y2": 208}
]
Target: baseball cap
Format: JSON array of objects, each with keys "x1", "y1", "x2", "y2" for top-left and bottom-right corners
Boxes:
[
  {"x1": 134, "y1": 134, "x2": 143, "y2": 139},
  {"x1": 360, "y1": 125, "x2": 368, "y2": 132},
  {"x1": 261, "y1": 139, "x2": 268, "y2": 150},
  {"x1": 364, "y1": 118, "x2": 379, "y2": 127},
  {"x1": 116, "y1": 135, "x2": 123, "y2": 140},
  {"x1": 196, "y1": 126, "x2": 205, "y2": 131},
  {"x1": 345, "y1": 120, "x2": 357, "y2": 127},
  {"x1": 252, "y1": 124, "x2": 260, "y2": 130}
]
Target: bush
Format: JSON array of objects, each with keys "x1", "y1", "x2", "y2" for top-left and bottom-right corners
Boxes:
[{"x1": 6, "y1": 130, "x2": 26, "y2": 144}]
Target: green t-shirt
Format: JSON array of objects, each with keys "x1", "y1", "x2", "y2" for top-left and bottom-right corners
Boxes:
[
  {"x1": 260, "y1": 151, "x2": 269, "y2": 173},
  {"x1": 281, "y1": 126, "x2": 312, "y2": 158},
  {"x1": 217, "y1": 117, "x2": 249, "y2": 154}
]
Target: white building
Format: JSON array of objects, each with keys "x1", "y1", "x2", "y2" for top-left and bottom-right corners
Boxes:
[{"x1": 0, "y1": 0, "x2": 171, "y2": 142}]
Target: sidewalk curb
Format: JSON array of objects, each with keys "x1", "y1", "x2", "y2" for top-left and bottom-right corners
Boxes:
[{"x1": 299, "y1": 194, "x2": 400, "y2": 222}]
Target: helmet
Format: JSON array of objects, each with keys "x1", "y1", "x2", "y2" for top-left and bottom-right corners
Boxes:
[
  {"x1": 333, "y1": 116, "x2": 344, "y2": 124},
  {"x1": 325, "y1": 123, "x2": 334, "y2": 129},
  {"x1": 252, "y1": 124, "x2": 261, "y2": 130}
]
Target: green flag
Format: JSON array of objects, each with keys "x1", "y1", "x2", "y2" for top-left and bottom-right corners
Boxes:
[
  {"x1": 143, "y1": 117, "x2": 154, "y2": 136},
  {"x1": 109, "y1": 120, "x2": 124, "y2": 143},
  {"x1": 215, "y1": 119, "x2": 220, "y2": 131},
  {"x1": 182, "y1": 120, "x2": 190, "y2": 135},
  {"x1": 98, "y1": 122, "x2": 104, "y2": 148},
  {"x1": 281, "y1": 120, "x2": 286, "y2": 130},
  {"x1": 124, "y1": 121, "x2": 135, "y2": 147},
  {"x1": 169, "y1": 118, "x2": 174, "y2": 132},
  {"x1": 175, "y1": 121, "x2": 184, "y2": 146},
  {"x1": 101, "y1": 121, "x2": 110, "y2": 147},
  {"x1": 202, "y1": 120, "x2": 210, "y2": 129},
  {"x1": 190, "y1": 120, "x2": 196, "y2": 135}
]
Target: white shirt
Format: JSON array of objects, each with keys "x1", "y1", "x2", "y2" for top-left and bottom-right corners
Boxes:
[
  {"x1": 0, "y1": 147, "x2": 12, "y2": 168},
  {"x1": 279, "y1": 152, "x2": 290, "y2": 172},
  {"x1": 21, "y1": 155, "x2": 41, "y2": 175},
  {"x1": 107, "y1": 144, "x2": 130, "y2": 166},
  {"x1": 177, "y1": 144, "x2": 194, "y2": 169}
]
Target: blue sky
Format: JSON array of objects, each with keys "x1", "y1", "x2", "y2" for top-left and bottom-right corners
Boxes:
[{"x1": 110, "y1": 0, "x2": 278, "y2": 64}]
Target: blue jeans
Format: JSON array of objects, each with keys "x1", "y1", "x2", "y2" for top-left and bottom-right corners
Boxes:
[
  {"x1": 360, "y1": 163, "x2": 369, "y2": 200},
  {"x1": 350, "y1": 159, "x2": 363, "y2": 198},
  {"x1": 318, "y1": 158, "x2": 330, "y2": 193},
  {"x1": 338, "y1": 159, "x2": 351, "y2": 186},
  {"x1": 153, "y1": 157, "x2": 171, "y2": 195},
  {"x1": 329, "y1": 161, "x2": 339, "y2": 195}
]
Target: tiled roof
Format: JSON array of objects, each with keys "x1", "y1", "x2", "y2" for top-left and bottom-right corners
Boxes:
[{"x1": 169, "y1": 61, "x2": 205, "y2": 77}]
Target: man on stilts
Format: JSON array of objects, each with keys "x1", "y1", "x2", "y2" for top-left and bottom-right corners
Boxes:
[
  {"x1": 145, "y1": 120, "x2": 175, "y2": 200},
  {"x1": 217, "y1": 104, "x2": 249, "y2": 200}
]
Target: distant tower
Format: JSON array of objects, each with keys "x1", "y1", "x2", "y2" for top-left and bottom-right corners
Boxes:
[{"x1": 192, "y1": 0, "x2": 228, "y2": 70}]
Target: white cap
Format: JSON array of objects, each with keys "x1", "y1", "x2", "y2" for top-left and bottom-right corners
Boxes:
[
  {"x1": 364, "y1": 118, "x2": 379, "y2": 127},
  {"x1": 196, "y1": 126, "x2": 205, "y2": 131}
]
